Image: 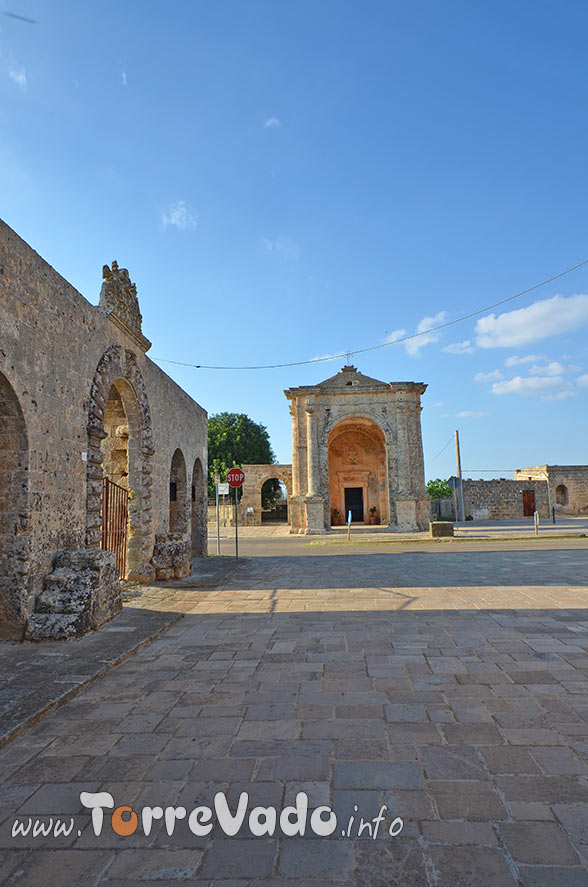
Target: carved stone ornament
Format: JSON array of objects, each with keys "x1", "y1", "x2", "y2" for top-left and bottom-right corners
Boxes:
[
  {"x1": 345, "y1": 444, "x2": 361, "y2": 465},
  {"x1": 99, "y1": 260, "x2": 152, "y2": 352}
]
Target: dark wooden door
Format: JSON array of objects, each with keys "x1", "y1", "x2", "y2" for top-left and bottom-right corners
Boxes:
[
  {"x1": 344, "y1": 487, "x2": 364, "y2": 522},
  {"x1": 522, "y1": 490, "x2": 536, "y2": 517}
]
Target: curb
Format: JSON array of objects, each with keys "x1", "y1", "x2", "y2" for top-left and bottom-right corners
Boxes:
[{"x1": 0, "y1": 611, "x2": 184, "y2": 751}]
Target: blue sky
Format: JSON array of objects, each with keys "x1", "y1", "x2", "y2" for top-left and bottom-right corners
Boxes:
[{"x1": 2, "y1": 0, "x2": 588, "y2": 480}]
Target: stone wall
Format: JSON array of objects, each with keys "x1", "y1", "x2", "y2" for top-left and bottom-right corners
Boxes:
[
  {"x1": 462, "y1": 478, "x2": 549, "y2": 520},
  {"x1": 0, "y1": 219, "x2": 207, "y2": 639}
]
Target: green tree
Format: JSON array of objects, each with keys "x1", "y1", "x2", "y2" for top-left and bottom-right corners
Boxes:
[
  {"x1": 426, "y1": 478, "x2": 452, "y2": 500},
  {"x1": 207, "y1": 412, "x2": 275, "y2": 497}
]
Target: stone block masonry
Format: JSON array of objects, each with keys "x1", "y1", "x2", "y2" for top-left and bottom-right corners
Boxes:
[
  {"x1": 462, "y1": 478, "x2": 549, "y2": 520},
  {"x1": 0, "y1": 219, "x2": 207, "y2": 639}
]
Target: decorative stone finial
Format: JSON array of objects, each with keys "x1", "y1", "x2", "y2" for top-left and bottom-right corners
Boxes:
[{"x1": 99, "y1": 261, "x2": 151, "y2": 352}]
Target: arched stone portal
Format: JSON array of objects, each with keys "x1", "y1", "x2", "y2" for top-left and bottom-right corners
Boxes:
[
  {"x1": 556, "y1": 484, "x2": 569, "y2": 507},
  {"x1": 0, "y1": 372, "x2": 31, "y2": 639},
  {"x1": 261, "y1": 477, "x2": 288, "y2": 522},
  {"x1": 239, "y1": 464, "x2": 293, "y2": 526},
  {"x1": 328, "y1": 418, "x2": 388, "y2": 525},
  {"x1": 87, "y1": 345, "x2": 154, "y2": 582},
  {"x1": 285, "y1": 364, "x2": 430, "y2": 533}
]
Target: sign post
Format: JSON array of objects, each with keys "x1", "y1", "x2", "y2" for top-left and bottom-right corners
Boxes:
[
  {"x1": 214, "y1": 473, "x2": 221, "y2": 556},
  {"x1": 226, "y1": 468, "x2": 245, "y2": 559}
]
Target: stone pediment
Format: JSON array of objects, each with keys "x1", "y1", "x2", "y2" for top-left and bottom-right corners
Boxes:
[
  {"x1": 316, "y1": 365, "x2": 391, "y2": 391},
  {"x1": 98, "y1": 261, "x2": 152, "y2": 353},
  {"x1": 284, "y1": 365, "x2": 426, "y2": 397}
]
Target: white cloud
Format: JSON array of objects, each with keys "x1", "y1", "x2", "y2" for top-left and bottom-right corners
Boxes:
[
  {"x1": 310, "y1": 352, "x2": 342, "y2": 362},
  {"x1": 476, "y1": 294, "x2": 588, "y2": 348},
  {"x1": 529, "y1": 361, "x2": 565, "y2": 377},
  {"x1": 121, "y1": 70, "x2": 127, "y2": 86},
  {"x1": 264, "y1": 116, "x2": 281, "y2": 129},
  {"x1": 263, "y1": 236, "x2": 299, "y2": 260},
  {"x1": 456, "y1": 410, "x2": 488, "y2": 418},
  {"x1": 404, "y1": 311, "x2": 447, "y2": 356},
  {"x1": 474, "y1": 369, "x2": 503, "y2": 382},
  {"x1": 504, "y1": 354, "x2": 542, "y2": 367},
  {"x1": 443, "y1": 340, "x2": 474, "y2": 355},
  {"x1": 491, "y1": 375, "x2": 572, "y2": 397},
  {"x1": 9, "y1": 67, "x2": 27, "y2": 89},
  {"x1": 383, "y1": 328, "x2": 408, "y2": 345},
  {"x1": 161, "y1": 200, "x2": 197, "y2": 230},
  {"x1": 577, "y1": 374, "x2": 588, "y2": 388}
]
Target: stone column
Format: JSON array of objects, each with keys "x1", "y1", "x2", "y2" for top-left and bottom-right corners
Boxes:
[
  {"x1": 393, "y1": 395, "x2": 418, "y2": 531},
  {"x1": 303, "y1": 403, "x2": 326, "y2": 533},
  {"x1": 290, "y1": 405, "x2": 300, "y2": 497},
  {"x1": 306, "y1": 406, "x2": 317, "y2": 496}
]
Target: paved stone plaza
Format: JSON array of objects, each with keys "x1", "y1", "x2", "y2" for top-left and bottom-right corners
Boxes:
[{"x1": 1, "y1": 543, "x2": 588, "y2": 885}]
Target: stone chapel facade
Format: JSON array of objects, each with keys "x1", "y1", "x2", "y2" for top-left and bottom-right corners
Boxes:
[{"x1": 284, "y1": 365, "x2": 430, "y2": 533}]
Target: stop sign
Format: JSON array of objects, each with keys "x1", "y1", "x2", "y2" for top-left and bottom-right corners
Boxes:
[{"x1": 226, "y1": 467, "x2": 245, "y2": 487}]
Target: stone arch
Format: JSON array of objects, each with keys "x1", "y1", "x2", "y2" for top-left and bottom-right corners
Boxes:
[
  {"x1": 191, "y1": 456, "x2": 207, "y2": 557},
  {"x1": 86, "y1": 345, "x2": 154, "y2": 581},
  {"x1": 240, "y1": 464, "x2": 293, "y2": 526},
  {"x1": 327, "y1": 416, "x2": 389, "y2": 525},
  {"x1": 555, "y1": 483, "x2": 569, "y2": 507},
  {"x1": 169, "y1": 448, "x2": 189, "y2": 534},
  {"x1": 261, "y1": 476, "x2": 289, "y2": 522},
  {"x1": 0, "y1": 372, "x2": 31, "y2": 638}
]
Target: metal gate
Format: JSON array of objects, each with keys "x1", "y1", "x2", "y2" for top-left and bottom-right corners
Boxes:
[{"x1": 101, "y1": 477, "x2": 129, "y2": 578}]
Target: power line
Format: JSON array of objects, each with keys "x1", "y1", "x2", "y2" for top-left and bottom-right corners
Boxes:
[
  {"x1": 426, "y1": 436, "x2": 454, "y2": 466},
  {"x1": 152, "y1": 256, "x2": 588, "y2": 371}
]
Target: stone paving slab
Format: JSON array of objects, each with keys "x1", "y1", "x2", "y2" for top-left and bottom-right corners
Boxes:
[
  {"x1": 0, "y1": 559, "x2": 239, "y2": 748},
  {"x1": 1, "y1": 548, "x2": 588, "y2": 884}
]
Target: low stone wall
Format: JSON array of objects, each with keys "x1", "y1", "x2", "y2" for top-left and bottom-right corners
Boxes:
[
  {"x1": 151, "y1": 533, "x2": 192, "y2": 581},
  {"x1": 462, "y1": 479, "x2": 549, "y2": 520},
  {"x1": 207, "y1": 504, "x2": 237, "y2": 527},
  {"x1": 25, "y1": 550, "x2": 120, "y2": 640}
]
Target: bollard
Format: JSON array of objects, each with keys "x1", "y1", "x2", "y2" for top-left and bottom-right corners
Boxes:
[{"x1": 534, "y1": 510, "x2": 539, "y2": 536}]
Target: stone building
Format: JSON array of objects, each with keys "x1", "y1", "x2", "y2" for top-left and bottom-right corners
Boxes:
[
  {"x1": 0, "y1": 220, "x2": 207, "y2": 641},
  {"x1": 515, "y1": 465, "x2": 588, "y2": 515},
  {"x1": 284, "y1": 365, "x2": 429, "y2": 533}
]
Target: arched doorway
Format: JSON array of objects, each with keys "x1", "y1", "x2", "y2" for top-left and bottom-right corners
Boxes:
[
  {"x1": 261, "y1": 478, "x2": 288, "y2": 522},
  {"x1": 99, "y1": 380, "x2": 141, "y2": 578},
  {"x1": 556, "y1": 484, "x2": 569, "y2": 506},
  {"x1": 169, "y1": 448, "x2": 188, "y2": 533},
  {"x1": 191, "y1": 456, "x2": 206, "y2": 556},
  {"x1": 327, "y1": 418, "x2": 388, "y2": 525},
  {"x1": 87, "y1": 346, "x2": 154, "y2": 582},
  {"x1": 0, "y1": 372, "x2": 30, "y2": 638}
]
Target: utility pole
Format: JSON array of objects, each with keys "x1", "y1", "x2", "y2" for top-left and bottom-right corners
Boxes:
[{"x1": 455, "y1": 430, "x2": 466, "y2": 522}]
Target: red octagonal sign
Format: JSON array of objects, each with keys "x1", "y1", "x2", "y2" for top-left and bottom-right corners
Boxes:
[{"x1": 226, "y1": 467, "x2": 245, "y2": 487}]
